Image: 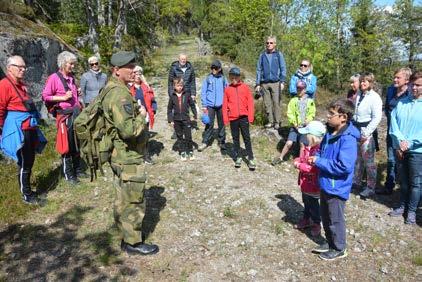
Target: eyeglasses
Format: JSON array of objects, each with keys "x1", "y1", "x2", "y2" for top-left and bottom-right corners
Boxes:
[
  {"x1": 90, "y1": 62, "x2": 99, "y2": 66},
  {"x1": 300, "y1": 64, "x2": 309, "y2": 67},
  {"x1": 10, "y1": 64, "x2": 27, "y2": 70},
  {"x1": 327, "y1": 112, "x2": 342, "y2": 118},
  {"x1": 266, "y1": 42, "x2": 275, "y2": 45}
]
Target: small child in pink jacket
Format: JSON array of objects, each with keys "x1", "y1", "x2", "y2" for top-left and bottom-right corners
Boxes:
[{"x1": 293, "y1": 121, "x2": 326, "y2": 237}]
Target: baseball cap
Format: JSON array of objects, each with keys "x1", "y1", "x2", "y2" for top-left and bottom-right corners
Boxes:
[
  {"x1": 229, "y1": 67, "x2": 240, "y2": 76},
  {"x1": 211, "y1": 60, "x2": 222, "y2": 69},
  {"x1": 298, "y1": 121, "x2": 326, "y2": 137}
]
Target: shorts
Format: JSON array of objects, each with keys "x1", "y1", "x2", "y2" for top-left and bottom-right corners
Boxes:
[{"x1": 287, "y1": 127, "x2": 308, "y2": 145}]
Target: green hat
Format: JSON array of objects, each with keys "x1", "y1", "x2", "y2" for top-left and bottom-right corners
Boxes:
[{"x1": 110, "y1": 51, "x2": 136, "y2": 67}]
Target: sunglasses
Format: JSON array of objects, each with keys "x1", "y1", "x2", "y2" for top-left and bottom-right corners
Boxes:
[
  {"x1": 300, "y1": 64, "x2": 309, "y2": 67},
  {"x1": 90, "y1": 62, "x2": 99, "y2": 66},
  {"x1": 211, "y1": 66, "x2": 220, "y2": 70},
  {"x1": 266, "y1": 42, "x2": 275, "y2": 45}
]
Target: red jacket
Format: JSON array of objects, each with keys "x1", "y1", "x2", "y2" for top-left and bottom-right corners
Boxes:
[
  {"x1": 130, "y1": 83, "x2": 155, "y2": 129},
  {"x1": 293, "y1": 145, "x2": 321, "y2": 196},
  {"x1": 222, "y1": 81, "x2": 254, "y2": 125},
  {"x1": 0, "y1": 76, "x2": 33, "y2": 130}
]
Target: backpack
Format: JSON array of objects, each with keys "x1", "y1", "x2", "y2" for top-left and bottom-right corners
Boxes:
[{"x1": 74, "y1": 85, "x2": 116, "y2": 181}]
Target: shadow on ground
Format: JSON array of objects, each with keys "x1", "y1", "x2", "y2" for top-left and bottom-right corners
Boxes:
[
  {"x1": 0, "y1": 206, "x2": 135, "y2": 280},
  {"x1": 276, "y1": 194, "x2": 325, "y2": 244}
]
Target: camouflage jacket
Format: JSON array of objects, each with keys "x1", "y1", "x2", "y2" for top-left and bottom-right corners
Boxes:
[{"x1": 102, "y1": 77, "x2": 147, "y2": 165}]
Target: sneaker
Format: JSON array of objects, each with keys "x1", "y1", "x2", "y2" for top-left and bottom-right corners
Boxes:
[
  {"x1": 311, "y1": 223, "x2": 321, "y2": 237},
  {"x1": 295, "y1": 217, "x2": 311, "y2": 230},
  {"x1": 405, "y1": 211, "x2": 416, "y2": 225},
  {"x1": 235, "y1": 157, "x2": 242, "y2": 168},
  {"x1": 198, "y1": 143, "x2": 208, "y2": 152},
  {"x1": 312, "y1": 242, "x2": 329, "y2": 253},
  {"x1": 265, "y1": 123, "x2": 273, "y2": 128},
  {"x1": 388, "y1": 206, "x2": 404, "y2": 217},
  {"x1": 180, "y1": 152, "x2": 187, "y2": 161},
  {"x1": 22, "y1": 194, "x2": 41, "y2": 205},
  {"x1": 271, "y1": 157, "x2": 283, "y2": 166},
  {"x1": 248, "y1": 158, "x2": 256, "y2": 170},
  {"x1": 144, "y1": 155, "x2": 154, "y2": 165},
  {"x1": 359, "y1": 186, "x2": 375, "y2": 198},
  {"x1": 171, "y1": 131, "x2": 177, "y2": 140},
  {"x1": 274, "y1": 123, "x2": 280, "y2": 130},
  {"x1": 319, "y1": 249, "x2": 347, "y2": 261},
  {"x1": 187, "y1": 151, "x2": 195, "y2": 160}
]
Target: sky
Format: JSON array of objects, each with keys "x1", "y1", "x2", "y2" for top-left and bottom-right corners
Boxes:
[{"x1": 375, "y1": 0, "x2": 422, "y2": 6}]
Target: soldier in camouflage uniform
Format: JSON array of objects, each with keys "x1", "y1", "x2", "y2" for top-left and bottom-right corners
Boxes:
[{"x1": 102, "y1": 51, "x2": 158, "y2": 255}]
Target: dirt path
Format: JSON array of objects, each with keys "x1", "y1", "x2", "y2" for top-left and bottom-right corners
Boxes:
[{"x1": 0, "y1": 37, "x2": 421, "y2": 281}]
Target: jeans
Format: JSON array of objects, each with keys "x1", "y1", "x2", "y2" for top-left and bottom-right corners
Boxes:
[
  {"x1": 320, "y1": 190, "x2": 347, "y2": 251},
  {"x1": 230, "y1": 116, "x2": 253, "y2": 160},
  {"x1": 398, "y1": 152, "x2": 422, "y2": 213},
  {"x1": 202, "y1": 106, "x2": 225, "y2": 145},
  {"x1": 302, "y1": 193, "x2": 320, "y2": 224},
  {"x1": 385, "y1": 134, "x2": 397, "y2": 187}
]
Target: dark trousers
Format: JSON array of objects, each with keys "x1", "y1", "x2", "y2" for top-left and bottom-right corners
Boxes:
[
  {"x1": 320, "y1": 190, "x2": 346, "y2": 251},
  {"x1": 302, "y1": 193, "x2": 320, "y2": 224},
  {"x1": 174, "y1": 120, "x2": 193, "y2": 153},
  {"x1": 385, "y1": 134, "x2": 397, "y2": 187},
  {"x1": 230, "y1": 116, "x2": 253, "y2": 159},
  {"x1": 398, "y1": 152, "x2": 422, "y2": 213},
  {"x1": 17, "y1": 130, "x2": 37, "y2": 197},
  {"x1": 61, "y1": 112, "x2": 83, "y2": 180},
  {"x1": 202, "y1": 106, "x2": 225, "y2": 145}
]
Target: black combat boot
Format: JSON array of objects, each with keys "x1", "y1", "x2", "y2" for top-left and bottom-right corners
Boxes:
[
  {"x1": 63, "y1": 156, "x2": 79, "y2": 185},
  {"x1": 72, "y1": 155, "x2": 89, "y2": 179},
  {"x1": 121, "y1": 240, "x2": 159, "y2": 256}
]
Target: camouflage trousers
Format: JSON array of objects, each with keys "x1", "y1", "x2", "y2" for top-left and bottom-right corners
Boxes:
[{"x1": 111, "y1": 163, "x2": 146, "y2": 245}]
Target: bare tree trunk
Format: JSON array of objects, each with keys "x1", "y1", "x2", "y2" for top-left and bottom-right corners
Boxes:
[
  {"x1": 113, "y1": 0, "x2": 127, "y2": 50},
  {"x1": 84, "y1": 0, "x2": 100, "y2": 58},
  {"x1": 107, "y1": 0, "x2": 113, "y2": 26},
  {"x1": 335, "y1": 1, "x2": 343, "y2": 89},
  {"x1": 97, "y1": 0, "x2": 105, "y2": 26}
]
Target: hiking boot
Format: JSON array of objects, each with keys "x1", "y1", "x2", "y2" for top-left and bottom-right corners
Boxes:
[
  {"x1": 22, "y1": 194, "x2": 42, "y2": 205},
  {"x1": 121, "y1": 240, "x2": 159, "y2": 256},
  {"x1": 235, "y1": 157, "x2": 242, "y2": 168},
  {"x1": 198, "y1": 143, "x2": 208, "y2": 152},
  {"x1": 295, "y1": 217, "x2": 311, "y2": 230},
  {"x1": 311, "y1": 223, "x2": 321, "y2": 237},
  {"x1": 312, "y1": 242, "x2": 329, "y2": 253},
  {"x1": 171, "y1": 131, "x2": 177, "y2": 140},
  {"x1": 66, "y1": 178, "x2": 80, "y2": 186},
  {"x1": 144, "y1": 155, "x2": 154, "y2": 165},
  {"x1": 271, "y1": 157, "x2": 283, "y2": 166},
  {"x1": 405, "y1": 211, "x2": 416, "y2": 225},
  {"x1": 76, "y1": 171, "x2": 89, "y2": 179},
  {"x1": 180, "y1": 152, "x2": 187, "y2": 161},
  {"x1": 359, "y1": 186, "x2": 375, "y2": 198},
  {"x1": 248, "y1": 158, "x2": 256, "y2": 170},
  {"x1": 388, "y1": 206, "x2": 405, "y2": 217},
  {"x1": 265, "y1": 123, "x2": 273, "y2": 128},
  {"x1": 319, "y1": 249, "x2": 347, "y2": 261},
  {"x1": 187, "y1": 151, "x2": 195, "y2": 160}
]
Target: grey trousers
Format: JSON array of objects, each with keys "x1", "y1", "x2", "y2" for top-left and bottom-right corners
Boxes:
[{"x1": 262, "y1": 82, "x2": 282, "y2": 124}]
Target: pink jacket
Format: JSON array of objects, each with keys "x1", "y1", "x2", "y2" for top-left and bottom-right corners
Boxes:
[
  {"x1": 42, "y1": 72, "x2": 80, "y2": 110},
  {"x1": 293, "y1": 145, "x2": 321, "y2": 196}
]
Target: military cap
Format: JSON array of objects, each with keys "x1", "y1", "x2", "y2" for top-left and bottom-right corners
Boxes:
[
  {"x1": 110, "y1": 51, "x2": 136, "y2": 67},
  {"x1": 229, "y1": 67, "x2": 241, "y2": 76}
]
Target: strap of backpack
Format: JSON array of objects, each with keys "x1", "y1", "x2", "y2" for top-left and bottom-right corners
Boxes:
[{"x1": 56, "y1": 72, "x2": 71, "y2": 92}]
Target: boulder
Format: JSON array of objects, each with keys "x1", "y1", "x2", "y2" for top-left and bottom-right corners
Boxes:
[{"x1": 0, "y1": 12, "x2": 79, "y2": 119}]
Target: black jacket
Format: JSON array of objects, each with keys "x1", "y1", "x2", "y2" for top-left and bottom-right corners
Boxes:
[
  {"x1": 167, "y1": 61, "x2": 196, "y2": 97},
  {"x1": 167, "y1": 91, "x2": 197, "y2": 122}
]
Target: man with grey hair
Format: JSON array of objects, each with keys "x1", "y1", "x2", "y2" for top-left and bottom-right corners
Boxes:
[
  {"x1": 255, "y1": 36, "x2": 287, "y2": 130},
  {"x1": 80, "y1": 56, "x2": 107, "y2": 106},
  {"x1": 0, "y1": 55, "x2": 47, "y2": 204}
]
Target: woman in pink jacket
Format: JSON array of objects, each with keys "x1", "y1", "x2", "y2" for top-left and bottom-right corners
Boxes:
[{"x1": 293, "y1": 121, "x2": 326, "y2": 237}]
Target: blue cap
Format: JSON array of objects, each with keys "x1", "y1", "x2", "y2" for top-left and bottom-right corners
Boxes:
[
  {"x1": 298, "y1": 121, "x2": 326, "y2": 137},
  {"x1": 229, "y1": 67, "x2": 241, "y2": 76}
]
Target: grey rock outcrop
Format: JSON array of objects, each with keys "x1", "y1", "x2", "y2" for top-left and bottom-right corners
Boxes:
[{"x1": 0, "y1": 12, "x2": 78, "y2": 119}]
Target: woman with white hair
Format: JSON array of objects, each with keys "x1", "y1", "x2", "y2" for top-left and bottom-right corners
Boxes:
[
  {"x1": 80, "y1": 56, "x2": 107, "y2": 106},
  {"x1": 42, "y1": 51, "x2": 85, "y2": 185},
  {"x1": 347, "y1": 74, "x2": 360, "y2": 105}
]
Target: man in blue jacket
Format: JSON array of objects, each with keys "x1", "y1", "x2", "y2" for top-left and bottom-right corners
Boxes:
[
  {"x1": 308, "y1": 99, "x2": 360, "y2": 261},
  {"x1": 198, "y1": 60, "x2": 228, "y2": 152},
  {"x1": 255, "y1": 36, "x2": 287, "y2": 130}
]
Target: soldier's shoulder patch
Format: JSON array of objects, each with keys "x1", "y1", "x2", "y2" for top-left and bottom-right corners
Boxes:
[{"x1": 122, "y1": 102, "x2": 133, "y2": 115}]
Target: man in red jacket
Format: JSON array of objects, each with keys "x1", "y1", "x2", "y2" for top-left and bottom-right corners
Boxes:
[
  {"x1": 222, "y1": 67, "x2": 256, "y2": 170},
  {"x1": 0, "y1": 55, "x2": 46, "y2": 205}
]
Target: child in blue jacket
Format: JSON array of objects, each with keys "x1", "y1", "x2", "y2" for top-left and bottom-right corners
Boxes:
[{"x1": 308, "y1": 98, "x2": 360, "y2": 261}]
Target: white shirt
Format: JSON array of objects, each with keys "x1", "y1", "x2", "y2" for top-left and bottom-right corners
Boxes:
[{"x1": 353, "y1": 89, "x2": 383, "y2": 138}]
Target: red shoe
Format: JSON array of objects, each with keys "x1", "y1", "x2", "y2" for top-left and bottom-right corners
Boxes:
[
  {"x1": 311, "y1": 223, "x2": 321, "y2": 237},
  {"x1": 295, "y1": 218, "x2": 311, "y2": 229}
]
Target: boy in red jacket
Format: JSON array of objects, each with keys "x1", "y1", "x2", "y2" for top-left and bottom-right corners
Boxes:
[
  {"x1": 223, "y1": 67, "x2": 256, "y2": 169},
  {"x1": 293, "y1": 121, "x2": 326, "y2": 237}
]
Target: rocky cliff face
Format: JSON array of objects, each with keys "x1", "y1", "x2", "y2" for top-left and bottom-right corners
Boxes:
[{"x1": 0, "y1": 13, "x2": 78, "y2": 118}]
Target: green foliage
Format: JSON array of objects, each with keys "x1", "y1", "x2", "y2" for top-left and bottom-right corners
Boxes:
[
  {"x1": 412, "y1": 253, "x2": 422, "y2": 266},
  {"x1": 48, "y1": 23, "x2": 88, "y2": 46}
]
